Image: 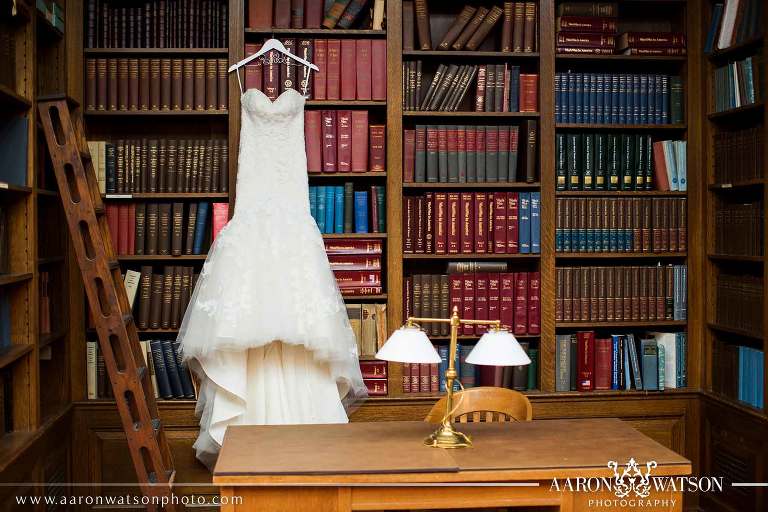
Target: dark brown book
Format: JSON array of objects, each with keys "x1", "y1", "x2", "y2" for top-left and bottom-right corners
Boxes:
[
  {"x1": 182, "y1": 59, "x2": 194, "y2": 110},
  {"x1": 452, "y1": 6, "x2": 488, "y2": 51},
  {"x1": 437, "y1": 5, "x2": 477, "y2": 50},
  {"x1": 274, "y1": 0, "x2": 291, "y2": 27},
  {"x1": 281, "y1": 38, "x2": 298, "y2": 93},
  {"x1": 128, "y1": 58, "x2": 139, "y2": 110},
  {"x1": 184, "y1": 202, "x2": 198, "y2": 255},
  {"x1": 369, "y1": 125, "x2": 386, "y2": 172},
  {"x1": 96, "y1": 58, "x2": 108, "y2": 110},
  {"x1": 501, "y1": 2, "x2": 513, "y2": 52},
  {"x1": 160, "y1": 266, "x2": 174, "y2": 329},
  {"x1": 522, "y1": 120, "x2": 537, "y2": 183},
  {"x1": 414, "y1": 0, "x2": 432, "y2": 50},
  {"x1": 402, "y1": 1, "x2": 415, "y2": 52},
  {"x1": 171, "y1": 203, "x2": 184, "y2": 256},
  {"x1": 86, "y1": 58, "x2": 97, "y2": 110},
  {"x1": 170, "y1": 267, "x2": 183, "y2": 329},
  {"x1": 146, "y1": 203, "x2": 159, "y2": 255},
  {"x1": 306, "y1": 0, "x2": 323, "y2": 27},
  {"x1": 263, "y1": 50, "x2": 280, "y2": 100},
  {"x1": 523, "y1": 2, "x2": 537, "y2": 52},
  {"x1": 117, "y1": 58, "x2": 129, "y2": 110},
  {"x1": 465, "y1": 6, "x2": 503, "y2": 51},
  {"x1": 512, "y1": 2, "x2": 525, "y2": 52},
  {"x1": 137, "y1": 266, "x2": 153, "y2": 328},
  {"x1": 134, "y1": 203, "x2": 146, "y2": 255},
  {"x1": 291, "y1": 0, "x2": 304, "y2": 28},
  {"x1": 323, "y1": 0, "x2": 352, "y2": 29},
  {"x1": 158, "y1": 203, "x2": 171, "y2": 255},
  {"x1": 180, "y1": 267, "x2": 192, "y2": 315},
  {"x1": 149, "y1": 273, "x2": 163, "y2": 329},
  {"x1": 217, "y1": 59, "x2": 228, "y2": 110},
  {"x1": 160, "y1": 58, "x2": 171, "y2": 110},
  {"x1": 106, "y1": 58, "x2": 118, "y2": 110},
  {"x1": 138, "y1": 59, "x2": 150, "y2": 110},
  {"x1": 148, "y1": 58, "x2": 160, "y2": 110},
  {"x1": 194, "y1": 58, "x2": 206, "y2": 110},
  {"x1": 297, "y1": 40, "x2": 314, "y2": 98},
  {"x1": 205, "y1": 59, "x2": 217, "y2": 109},
  {"x1": 171, "y1": 59, "x2": 183, "y2": 110},
  {"x1": 148, "y1": 140, "x2": 159, "y2": 192}
]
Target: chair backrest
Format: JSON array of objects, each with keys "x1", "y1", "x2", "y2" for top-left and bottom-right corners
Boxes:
[{"x1": 424, "y1": 386, "x2": 533, "y2": 424}]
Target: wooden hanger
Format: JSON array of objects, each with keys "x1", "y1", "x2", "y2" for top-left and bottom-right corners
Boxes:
[{"x1": 228, "y1": 38, "x2": 319, "y2": 73}]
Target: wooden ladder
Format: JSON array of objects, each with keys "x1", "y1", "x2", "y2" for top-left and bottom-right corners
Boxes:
[{"x1": 37, "y1": 95, "x2": 179, "y2": 511}]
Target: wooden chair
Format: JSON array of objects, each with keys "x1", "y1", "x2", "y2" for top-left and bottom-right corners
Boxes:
[{"x1": 424, "y1": 386, "x2": 533, "y2": 424}]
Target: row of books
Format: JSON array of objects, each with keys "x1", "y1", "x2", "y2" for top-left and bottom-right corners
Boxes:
[
  {"x1": 85, "y1": 58, "x2": 228, "y2": 112},
  {"x1": 403, "y1": 123, "x2": 538, "y2": 184},
  {"x1": 361, "y1": 361, "x2": 388, "y2": 396},
  {"x1": 85, "y1": 0, "x2": 228, "y2": 49},
  {"x1": 405, "y1": 271, "x2": 541, "y2": 336},
  {"x1": 714, "y1": 200, "x2": 764, "y2": 257},
  {"x1": 401, "y1": 343, "x2": 539, "y2": 394},
  {"x1": 715, "y1": 274, "x2": 763, "y2": 337},
  {"x1": 106, "y1": 202, "x2": 228, "y2": 257},
  {"x1": 555, "y1": 133, "x2": 686, "y2": 192},
  {"x1": 556, "y1": 197, "x2": 687, "y2": 254},
  {"x1": 304, "y1": 111, "x2": 385, "y2": 174},
  {"x1": 555, "y1": 331, "x2": 687, "y2": 392},
  {"x1": 554, "y1": 73, "x2": 684, "y2": 125},
  {"x1": 247, "y1": 0, "x2": 385, "y2": 30},
  {"x1": 86, "y1": 339, "x2": 197, "y2": 400},
  {"x1": 712, "y1": 57, "x2": 762, "y2": 113},
  {"x1": 557, "y1": 28, "x2": 686, "y2": 57},
  {"x1": 404, "y1": 62, "x2": 538, "y2": 113},
  {"x1": 244, "y1": 39, "x2": 386, "y2": 101},
  {"x1": 403, "y1": 192, "x2": 541, "y2": 255},
  {"x1": 325, "y1": 238, "x2": 384, "y2": 296},
  {"x1": 556, "y1": 265, "x2": 688, "y2": 323},
  {"x1": 404, "y1": 1, "x2": 538, "y2": 53},
  {"x1": 134, "y1": 266, "x2": 197, "y2": 330},
  {"x1": 705, "y1": 0, "x2": 763, "y2": 53},
  {"x1": 309, "y1": 185, "x2": 385, "y2": 234},
  {"x1": 714, "y1": 126, "x2": 763, "y2": 184},
  {"x1": 347, "y1": 304, "x2": 387, "y2": 358},
  {"x1": 88, "y1": 138, "x2": 229, "y2": 195},
  {"x1": 713, "y1": 341, "x2": 764, "y2": 409}
]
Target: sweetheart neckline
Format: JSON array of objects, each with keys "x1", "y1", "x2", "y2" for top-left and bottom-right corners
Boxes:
[{"x1": 241, "y1": 88, "x2": 305, "y2": 107}]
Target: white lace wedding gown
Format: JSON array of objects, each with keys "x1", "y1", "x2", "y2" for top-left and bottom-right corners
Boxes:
[{"x1": 178, "y1": 87, "x2": 367, "y2": 469}]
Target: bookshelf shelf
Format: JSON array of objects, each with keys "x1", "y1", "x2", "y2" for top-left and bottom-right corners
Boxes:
[
  {"x1": 84, "y1": 110, "x2": 228, "y2": 117},
  {"x1": 322, "y1": 233, "x2": 387, "y2": 239},
  {"x1": 704, "y1": 391, "x2": 766, "y2": 420},
  {"x1": 35, "y1": 9, "x2": 63, "y2": 39},
  {"x1": 0, "y1": 345, "x2": 34, "y2": 370},
  {"x1": 555, "y1": 252, "x2": 687, "y2": 259},
  {"x1": 555, "y1": 54, "x2": 687, "y2": 62},
  {"x1": 343, "y1": 294, "x2": 387, "y2": 301},
  {"x1": 403, "y1": 253, "x2": 539, "y2": 260},
  {"x1": 39, "y1": 330, "x2": 67, "y2": 349},
  {"x1": 404, "y1": 111, "x2": 540, "y2": 118},
  {"x1": 402, "y1": 50, "x2": 540, "y2": 59},
  {"x1": 556, "y1": 320, "x2": 688, "y2": 329},
  {"x1": 707, "y1": 323, "x2": 764, "y2": 341},
  {"x1": 429, "y1": 334, "x2": 540, "y2": 341},
  {"x1": 708, "y1": 37, "x2": 764, "y2": 62},
  {"x1": 103, "y1": 193, "x2": 230, "y2": 200},
  {"x1": 306, "y1": 100, "x2": 387, "y2": 107},
  {"x1": 37, "y1": 256, "x2": 65, "y2": 266},
  {"x1": 0, "y1": 183, "x2": 32, "y2": 194},
  {"x1": 0, "y1": 84, "x2": 32, "y2": 110},
  {"x1": 309, "y1": 172, "x2": 387, "y2": 178},
  {"x1": 708, "y1": 179, "x2": 765, "y2": 191},
  {"x1": 0, "y1": 273, "x2": 34, "y2": 287},
  {"x1": 707, "y1": 102, "x2": 764, "y2": 121},
  {"x1": 83, "y1": 48, "x2": 229, "y2": 55},
  {"x1": 707, "y1": 254, "x2": 764, "y2": 263},
  {"x1": 117, "y1": 255, "x2": 208, "y2": 261},
  {"x1": 556, "y1": 123, "x2": 687, "y2": 130},
  {"x1": 36, "y1": 188, "x2": 59, "y2": 197},
  {"x1": 555, "y1": 190, "x2": 687, "y2": 197},
  {"x1": 244, "y1": 28, "x2": 386, "y2": 37},
  {"x1": 403, "y1": 182, "x2": 540, "y2": 189}
]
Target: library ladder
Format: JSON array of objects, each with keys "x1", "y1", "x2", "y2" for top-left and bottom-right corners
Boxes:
[{"x1": 37, "y1": 95, "x2": 180, "y2": 512}]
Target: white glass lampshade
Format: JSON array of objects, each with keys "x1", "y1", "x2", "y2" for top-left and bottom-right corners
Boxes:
[
  {"x1": 375, "y1": 326, "x2": 441, "y2": 364},
  {"x1": 466, "y1": 329, "x2": 531, "y2": 366}
]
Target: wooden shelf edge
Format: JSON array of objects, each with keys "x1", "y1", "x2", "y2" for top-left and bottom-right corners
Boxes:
[
  {"x1": 707, "y1": 254, "x2": 764, "y2": 263},
  {"x1": 708, "y1": 179, "x2": 765, "y2": 190},
  {"x1": 404, "y1": 111, "x2": 540, "y2": 118},
  {"x1": 0, "y1": 344, "x2": 34, "y2": 369},
  {"x1": 309, "y1": 172, "x2": 388, "y2": 178},
  {"x1": 306, "y1": 100, "x2": 386, "y2": 107},
  {"x1": 556, "y1": 252, "x2": 687, "y2": 259},
  {"x1": 245, "y1": 28, "x2": 386, "y2": 36},
  {"x1": 84, "y1": 110, "x2": 228, "y2": 116},
  {"x1": 556, "y1": 123, "x2": 687, "y2": 130},
  {"x1": 707, "y1": 37, "x2": 764, "y2": 62},
  {"x1": 707, "y1": 102, "x2": 764, "y2": 121},
  {"x1": 0, "y1": 405, "x2": 71, "y2": 474},
  {"x1": 556, "y1": 190, "x2": 686, "y2": 197},
  {"x1": 103, "y1": 193, "x2": 230, "y2": 199},
  {"x1": 343, "y1": 294, "x2": 387, "y2": 301},
  {"x1": 117, "y1": 255, "x2": 208, "y2": 261},
  {"x1": 322, "y1": 233, "x2": 387, "y2": 239},
  {"x1": 404, "y1": 182, "x2": 540, "y2": 189},
  {"x1": 702, "y1": 391, "x2": 767, "y2": 421},
  {"x1": 84, "y1": 48, "x2": 228, "y2": 55},
  {"x1": 0, "y1": 182, "x2": 33, "y2": 194},
  {"x1": 707, "y1": 323, "x2": 764, "y2": 340},
  {"x1": 0, "y1": 272, "x2": 34, "y2": 287},
  {"x1": 403, "y1": 253, "x2": 539, "y2": 260},
  {"x1": 556, "y1": 320, "x2": 687, "y2": 329},
  {"x1": 403, "y1": 50, "x2": 540, "y2": 58},
  {"x1": 0, "y1": 84, "x2": 32, "y2": 110},
  {"x1": 556, "y1": 54, "x2": 687, "y2": 62},
  {"x1": 39, "y1": 330, "x2": 67, "y2": 349},
  {"x1": 37, "y1": 256, "x2": 65, "y2": 265}
]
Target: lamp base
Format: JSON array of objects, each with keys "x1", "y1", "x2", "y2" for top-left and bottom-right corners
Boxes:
[{"x1": 424, "y1": 424, "x2": 472, "y2": 449}]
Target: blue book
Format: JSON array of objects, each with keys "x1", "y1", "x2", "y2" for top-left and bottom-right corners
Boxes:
[
  {"x1": 610, "y1": 74, "x2": 619, "y2": 124},
  {"x1": 744, "y1": 57, "x2": 756, "y2": 104},
  {"x1": 575, "y1": 73, "x2": 584, "y2": 123},
  {"x1": 324, "y1": 187, "x2": 335, "y2": 234},
  {"x1": 758, "y1": 351, "x2": 764, "y2": 409},
  {"x1": 334, "y1": 185, "x2": 344, "y2": 233},
  {"x1": 438, "y1": 345, "x2": 449, "y2": 392},
  {"x1": 192, "y1": 202, "x2": 209, "y2": 254},
  {"x1": 555, "y1": 74, "x2": 562, "y2": 122},
  {"x1": 611, "y1": 335, "x2": 621, "y2": 390},
  {"x1": 518, "y1": 192, "x2": 531, "y2": 253},
  {"x1": 596, "y1": 74, "x2": 605, "y2": 124},
  {"x1": 530, "y1": 191, "x2": 540, "y2": 254},
  {"x1": 633, "y1": 74, "x2": 641, "y2": 124},
  {"x1": 623, "y1": 336, "x2": 632, "y2": 390},
  {"x1": 618, "y1": 74, "x2": 627, "y2": 124},
  {"x1": 316, "y1": 186, "x2": 327, "y2": 233},
  {"x1": 704, "y1": 3, "x2": 724, "y2": 54},
  {"x1": 354, "y1": 191, "x2": 369, "y2": 233},
  {"x1": 640, "y1": 74, "x2": 648, "y2": 124},
  {"x1": 459, "y1": 344, "x2": 476, "y2": 388},
  {"x1": 0, "y1": 290, "x2": 10, "y2": 348},
  {"x1": 453, "y1": 345, "x2": 461, "y2": 391},
  {"x1": 308, "y1": 187, "x2": 318, "y2": 224},
  {"x1": 738, "y1": 346, "x2": 745, "y2": 403},
  {"x1": 567, "y1": 72, "x2": 576, "y2": 123},
  {"x1": 661, "y1": 75, "x2": 670, "y2": 124},
  {"x1": 648, "y1": 75, "x2": 657, "y2": 124},
  {"x1": 509, "y1": 66, "x2": 520, "y2": 112},
  {"x1": 589, "y1": 74, "x2": 597, "y2": 123}
]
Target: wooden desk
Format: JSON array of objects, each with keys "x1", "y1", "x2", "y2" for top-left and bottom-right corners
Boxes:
[{"x1": 213, "y1": 419, "x2": 691, "y2": 511}]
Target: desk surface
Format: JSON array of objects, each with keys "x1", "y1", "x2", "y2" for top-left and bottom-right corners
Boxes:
[{"x1": 213, "y1": 419, "x2": 691, "y2": 483}]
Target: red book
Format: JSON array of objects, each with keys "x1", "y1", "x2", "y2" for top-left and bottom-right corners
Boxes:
[
  {"x1": 506, "y1": 192, "x2": 519, "y2": 253},
  {"x1": 430, "y1": 362, "x2": 439, "y2": 393},
  {"x1": 475, "y1": 273, "x2": 489, "y2": 334},
  {"x1": 371, "y1": 40, "x2": 387, "y2": 101},
  {"x1": 403, "y1": 129, "x2": 416, "y2": 182},
  {"x1": 425, "y1": 192, "x2": 434, "y2": 253},
  {"x1": 403, "y1": 196, "x2": 415, "y2": 253},
  {"x1": 334, "y1": 270, "x2": 382, "y2": 287},
  {"x1": 244, "y1": 43, "x2": 263, "y2": 91},
  {"x1": 500, "y1": 272, "x2": 514, "y2": 331},
  {"x1": 414, "y1": 196, "x2": 425, "y2": 253},
  {"x1": 474, "y1": 192, "x2": 487, "y2": 253},
  {"x1": 460, "y1": 192, "x2": 474, "y2": 254},
  {"x1": 419, "y1": 363, "x2": 430, "y2": 392},
  {"x1": 462, "y1": 273, "x2": 475, "y2": 335},
  {"x1": 106, "y1": 204, "x2": 119, "y2": 252},
  {"x1": 487, "y1": 192, "x2": 494, "y2": 252},
  {"x1": 304, "y1": 111, "x2": 323, "y2": 173},
  {"x1": 247, "y1": 0, "x2": 272, "y2": 28},
  {"x1": 594, "y1": 338, "x2": 613, "y2": 390},
  {"x1": 466, "y1": 126, "x2": 477, "y2": 175},
  {"x1": 528, "y1": 271, "x2": 540, "y2": 335},
  {"x1": 493, "y1": 193, "x2": 507, "y2": 253},
  {"x1": 321, "y1": 110, "x2": 337, "y2": 173},
  {"x1": 402, "y1": 361, "x2": 411, "y2": 393},
  {"x1": 340, "y1": 40, "x2": 357, "y2": 100},
  {"x1": 447, "y1": 192, "x2": 460, "y2": 254},
  {"x1": 313, "y1": 40, "x2": 328, "y2": 100},
  {"x1": 337, "y1": 110, "x2": 352, "y2": 173},
  {"x1": 577, "y1": 331, "x2": 596, "y2": 391},
  {"x1": 127, "y1": 203, "x2": 136, "y2": 255},
  {"x1": 355, "y1": 39, "x2": 372, "y2": 100},
  {"x1": 351, "y1": 111, "x2": 369, "y2": 173},
  {"x1": 487, "y1": 273, "x2": 501, "y2": 324},
  {"x1": 324, "y1": 239, "x2": 383, "y2": 254},
  {"x1": 274, "y1": 0, "x2": 291, "y2": 27},
  {"x1": 327, "y1": 254, "x2": 382, "y2": 270},
  {"x1": 415, "y1": 125, "x2": 426, "y2": 180},
  {"x1": 364, "y1": 379, "x2": 388, "y2": 395},
  {"x1": 369, "y1": 125, "x2": 386, "y2": 172},
  {"x1": 513, "y1": 272, "x2": 528, "y2": 335},
  {"x1": 410, "y1": 363, "x2": 419, "y2": 393},
  {"x1": 519, "y1": 74, "x2": 539, "y2": 112},
  {"x1": 449, "y1": 274, "x2": 463, "y2": 319},
  {"x1": 652, "y1": 142, "x2": 671, "y2": 191},
  {"x1": 117, "y1": 204, "x2": 130, "y2": 255},
  {"x1": 326, "y1": 40, "x2": 341, "y2": 100},
  {"x1": 305, "y1": 0, "x2": 324, "y2": 28},
  {"x1": 212, "y1": 203, "x2": 229, "y2": 240},
  {"x1": 434, "y1": 192, "x2": 448, "y2": 254}
]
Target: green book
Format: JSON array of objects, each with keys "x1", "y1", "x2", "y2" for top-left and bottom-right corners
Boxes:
[
  {"x1": 635, "y1": 134, "x2": 646, "y2": 190},
  {"x1": 566, "y1": 133, "x2": 582, "y2": 190},
  {"x1": 607, "y1": 133, "x2": 620, "y2": 191},
  {"x1": 343, "y1": 182, "x2": 354, "y2": 233},
  {"x1": 438, "y1": 125, "x2": 449, "y2": 182},
  {"x1": 485, "y1": 125, "x2": 499, "y2": 182},
  {"x1": 669, "y1": 76, "x2": 684, "y2": 124},
  {"x1": 457, "y1": 126, "x2": 467, "y2": 182},
  {"x1": 594, "y1": 134, "x2": 607, "y2": 191},
  {"x1": 466, "y1": 126, "x2": 476, "y2": 182},
  {"x1": 475, "y1": 126, "x2": 486, "y2": 182},
  {"x1": 527, "y1": 348, "x2": 539, "y2": 391},
  {"x1": 426, "y1": 126, "x2": 439, "y2": 182},
  {"x1": 620, "y1": 134, "x2": 634, "y2": 191},
  {"x1": 582, "y1": 134, "x2": 594, "y2": 191},
  {"x1": 508, "y1": 125, "x2": 519, "y2": 182},
  {"x1": 414, "y1": 125, "x2": 426, "y2": 182},
  {"x1": 447, "y1": 126, "x2": 459, "y2": 183},
  {"x1": 555, "y1": 133, "x2": 567, "y2": 191},
  {"x1": 644, "y1": 134, "x2": 654, "y2": 190},
  {"x1": 375, "y1": 186, "x2": 386, "y2": 232}
]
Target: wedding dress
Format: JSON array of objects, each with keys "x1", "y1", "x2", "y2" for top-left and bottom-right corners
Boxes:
[{"x1": 178, "y1": 87, "x2": 367, "y2": 469}]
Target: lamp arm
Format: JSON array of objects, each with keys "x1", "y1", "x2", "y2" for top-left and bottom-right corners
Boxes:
[
  {"x1": 458, "y1": 319, "x2": 502, "y2": 327},
  {"x1": 405, "y1": 316, "x2": 453, "y2": 325}
]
